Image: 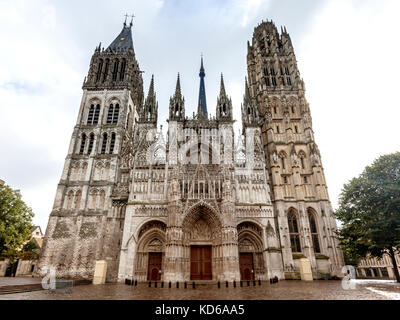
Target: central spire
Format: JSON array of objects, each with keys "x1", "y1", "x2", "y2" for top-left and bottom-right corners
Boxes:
[{"x1": 197, "y1": 56, "x2": 208, "y2": 119}]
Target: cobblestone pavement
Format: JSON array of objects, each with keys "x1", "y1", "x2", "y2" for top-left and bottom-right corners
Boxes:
[
  {"x1": 0, "y1": 277, "x2": 42, "y2": 286},
  {"x1": 1, "y1": 279, "x2": 399, "y2": 300}
]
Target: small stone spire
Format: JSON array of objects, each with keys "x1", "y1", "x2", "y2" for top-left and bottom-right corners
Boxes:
[
  {"x1": 220, "y1": 73, "x2": 226, "y2": 97},
  {"x1": 175, "y1": 73, "x2": 182, "y2": 96}
]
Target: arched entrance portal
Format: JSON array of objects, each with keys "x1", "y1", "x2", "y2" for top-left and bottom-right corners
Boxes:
[
  {"x1": 182, "y1": 204, "x2": 222, "y2": 280},
  {"x1": 134, "y1": 220, "x2": 166, "y2": 281},
  {"x1": 237, "y1": 221, "x2": 265, "y2": 281}
]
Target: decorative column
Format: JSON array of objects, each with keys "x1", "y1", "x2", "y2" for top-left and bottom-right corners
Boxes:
[
  {"x1": 220, "y1": 168, "x2": 240, "y2": 281},
  {"x1": 163, "y1": 168, "x2": 185, "y2": 281}
]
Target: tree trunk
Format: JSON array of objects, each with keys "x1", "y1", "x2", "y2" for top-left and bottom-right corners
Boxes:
[{"x1": 389, "y1": 247, "x2": 400, "y2": 283}]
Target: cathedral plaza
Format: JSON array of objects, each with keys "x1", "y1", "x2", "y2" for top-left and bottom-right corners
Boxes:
[{"x1": 1, "y1": 277, "x2": 399, "y2": 300}]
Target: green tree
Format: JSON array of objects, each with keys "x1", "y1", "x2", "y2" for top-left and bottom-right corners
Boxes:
[
  {"x1": 21, "y1": 239, "x2": 40, "y2": 260},
  {"x1": 335, "y1": 152, "x2": 400, "y2": 282},
  {"x1": 0, "y1": 184, "x2": 34, "y2": 262}
]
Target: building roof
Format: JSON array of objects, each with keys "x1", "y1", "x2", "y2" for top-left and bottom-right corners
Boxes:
[
  {"x1": 31, "y1": 225, "x2": 43, "y2": 235},
  {"x1": 106, "y1": 23, "x2": 134, "y2": 52}
]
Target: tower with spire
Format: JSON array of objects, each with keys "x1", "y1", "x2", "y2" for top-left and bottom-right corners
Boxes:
[
  {"x1": 246, "y1": 20, "x2": 344, "y2": 276},
  {"x1": 39, "y1": 20, "x2": 146, "y2": 282}
]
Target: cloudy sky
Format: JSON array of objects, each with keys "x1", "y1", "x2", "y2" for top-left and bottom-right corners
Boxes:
[{"x1": 0, "y1": 0, "x2": 399, "y2": 231}]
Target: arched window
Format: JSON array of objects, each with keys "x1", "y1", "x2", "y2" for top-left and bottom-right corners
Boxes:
[
  {"x1": 96, "y1": 59, "x2": 103, "y2": 82},
  {"x1": 112, "y1": 59, "x2": 119, "y2": 81},
  {"x1": 90, "y1": 189, "x2": 98, "y2": 209},
  {"x1": 270, "y1": 68, "x2": 277, "y2": 86},
  {"x1": 101, "y1": 133, "x2": 108, "y2": 154},
  {"x1": 281, "y1": 157, "x2": 285, "y2": 169},
  {"x1": 79, "y1": 133, "x2": 86, "y2": 155},
  {"x1": 285, "y1": 66, "x2": 292, "y2": 85},
  {"x1": 93, "y1": 104, "x2": 100, "y2": 124},
  {"x1": 120, "y1": 59, "x2": 126, "y2": 81},
  {"x1": 81, "y1": 162, "x2": 88, "y2": 180},
  {"x1": 109, "y1": 133, "x2": 116, "y2": 154},
  {"x1": 103, "y1": 59, "x2": 110, "y2": 82},
  {"x1": 308, "y1": 209, "x2": 321, "y2": 253},
  {"x1": 107, "y1": 104, "x2": 114, "y2": 124},
  {"x1": 74, "y1": 190, "x2": 82, "y2": 210},
  {"x1": 288, "y1": 209, "x2": 301, "y2": 253},
  {"x1": 113, "y1": 104, "x2": 119, "y2": 124},
  {"x1": 66, "y1": 190, "x2": 74, "y2": 209},
  {"x1": 99, "y1": 190, "x2": 106, "y2": 209},
  {"x1": 87, "y1": 105, "x2": 94, "y2": 124},
  {"x1": 88, "y1": 133, "x2": 95, "y2": 155}
]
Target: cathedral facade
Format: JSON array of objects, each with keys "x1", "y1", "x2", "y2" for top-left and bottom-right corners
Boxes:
[{"x1": 38, "y1": 20, "x2": 344, "y2": 282}]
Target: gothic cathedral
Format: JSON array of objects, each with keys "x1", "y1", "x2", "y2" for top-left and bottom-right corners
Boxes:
[{"x1": 39, "y1": 20, "x2": 344, "y2": 282}]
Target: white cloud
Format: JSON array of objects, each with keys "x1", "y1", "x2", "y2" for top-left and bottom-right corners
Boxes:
[
  {"x1": 241, "y1": 0, "x2": 270, "y2": 27},
  {"x1": 297, "y1": 0, "x2": 400, "y2": 209}
]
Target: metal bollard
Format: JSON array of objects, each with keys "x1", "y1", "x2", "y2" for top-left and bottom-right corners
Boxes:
[
  {"x1": 176, "y1": 282, "x2": 179, "y2": 289},
  {"x1": 226, "y1": 281, "x2": 229, "y2": 288},
  {"x1": 192, "y1": 282, "x2": 195, "y2": 289},
  {"x1": 169, "y1": 281, "x2": 171, "y2": 288},
  {"x1": 218, "y1": 281, "x2": 221, "y2": 289},
  {"x1": 247, "y1": 280, "x2": 250, "y2": 287},
  {"x1": 258, "y1": 279, "x2": 261, "y2": 286},
  {"x1": 240, "y1": 280, "x2": 243, "y2": 287},
  {"x1": 161, "y1": 281, "x2": 164, "y2": 288},
  {"x1": 148, "y1": 281, "x2": 151, "y2": 287},
  {"x1": 233, "y1": 280, "x2": 236, "y2": 288},
  {"x1": 135, "y1": 280, "x2": 137, "y2": 286},
  {"x1": 253, "y1": 280, "x2": 256, "y2": 286},
  {"x1": 184, "y1": 282, "x2": 187, "y2": 289},
  {"x1": 155, "y1": 281, "x2": 158, "y2": 288}
]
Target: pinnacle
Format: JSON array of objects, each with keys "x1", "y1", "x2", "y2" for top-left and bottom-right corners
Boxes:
[
  {"x1": 220, "y1": 73, "x2": 226, "y2": 97},
  {"x1": 175, "y1": 73, "x2": 181, "y2": 96}
]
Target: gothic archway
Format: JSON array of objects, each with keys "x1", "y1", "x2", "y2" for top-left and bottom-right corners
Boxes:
[
  {"x1": 237, "y1": 221, "x2": 266, "y2": 280},
  {"x1": 134, "y1": 220, "x2": 166, "y2": 281},
  {"x1": 181, "y1": 204, "x2": 222, "y2": 280}
]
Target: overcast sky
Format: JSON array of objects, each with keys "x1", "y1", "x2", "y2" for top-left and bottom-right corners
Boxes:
[{"x1": 0, "y1": 0, "x2": 399, "y2": 231}]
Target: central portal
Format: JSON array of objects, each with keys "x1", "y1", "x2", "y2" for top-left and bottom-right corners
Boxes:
[{"x1": 190, "y1": 246, "x2": 212, "y2": 280}]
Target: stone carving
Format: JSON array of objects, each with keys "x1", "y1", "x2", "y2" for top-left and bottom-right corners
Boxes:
[
  {"x1": 239, "y1": 239, "x2": 254, "y2": 251},
  {"x1": 148, "y1": 238, "x2": 163, "y2": 252},
  {"x1": 266, "y1": 221, "x2": 276, "y2": 237},
  {"x1": 138, "y1": 221, "x2": 166, "y2": 239},
  {"x1": 191, "y1": 219, "x2": 212, "y2": 240}
]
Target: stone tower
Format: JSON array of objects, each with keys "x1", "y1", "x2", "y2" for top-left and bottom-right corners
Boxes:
[
  {"x1": 246, "y1": 20, "x2": 344, "y2": 275},
  {"x1": 38, "y1": 20, "x2": 144, "y2": 281}
]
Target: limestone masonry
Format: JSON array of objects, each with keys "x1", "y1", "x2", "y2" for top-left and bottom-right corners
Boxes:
[{"x1": 38, "y1": 20, "x2": 344, "y2": 282}]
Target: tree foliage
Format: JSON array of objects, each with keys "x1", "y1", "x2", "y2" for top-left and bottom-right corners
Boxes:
[
  {"x1": 0, "y1": 184, "x2": 34, "y2": 261},
  {"x1": 335, "y1": 152, "x2": 400, "y2": 281}
]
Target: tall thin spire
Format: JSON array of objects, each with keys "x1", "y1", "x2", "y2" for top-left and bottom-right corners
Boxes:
[
  {"x1": 197, "y1": 56, "x2": 207, "y2": 118},
  {"x1": 175, "y1": 73, "x2": 181, "y2": 96},
  {"x1": 220, "y1": 73, "x2": 226, "y2": 96}
]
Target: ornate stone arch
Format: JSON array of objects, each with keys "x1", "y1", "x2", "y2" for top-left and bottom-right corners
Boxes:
[
  {"x1": 134, "y1": 220, "x2": 167, "y2": 281},
  {"x1": 237, "y1": 221, "x2": 266, "y2": 279}
]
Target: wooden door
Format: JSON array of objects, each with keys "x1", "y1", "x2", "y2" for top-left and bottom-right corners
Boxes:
[
  {"x1": 239, "y1": 253, "x2": 254, "y2": 281},
  {"x1": 190, "y1": 246, "x2": 212, "y2": 280},
  {"x1": 147, "y1": 252, "x2": 162, "y2": 281}
]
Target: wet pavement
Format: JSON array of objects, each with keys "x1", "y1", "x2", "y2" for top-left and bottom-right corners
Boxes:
[
  {"x1": 1, "y1": 279, "x2": 399, "y2": 300},
  {"x1": 0, "y1": 277, "x2": 42, "y2": 286}
]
